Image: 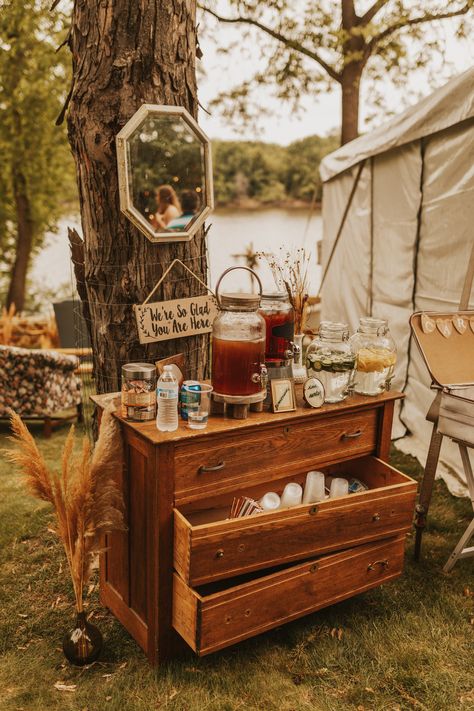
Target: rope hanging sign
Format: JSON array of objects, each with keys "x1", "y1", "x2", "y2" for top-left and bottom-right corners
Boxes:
[{"x1": 134, "y1": 259, "x2": 218, "y2": 344}]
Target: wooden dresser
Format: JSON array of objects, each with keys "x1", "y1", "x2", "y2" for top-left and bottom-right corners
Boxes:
[{"x1": 93, "y1": 390, "x2": 416, "y2": 665}]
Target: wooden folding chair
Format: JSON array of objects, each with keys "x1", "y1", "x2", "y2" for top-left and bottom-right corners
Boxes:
[{"x1": 411, "y1": 240, "x2": 474, "y2": 570}]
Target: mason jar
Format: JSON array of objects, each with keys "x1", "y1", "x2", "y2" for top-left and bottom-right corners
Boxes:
[
  {"x1": 305, "y1": 321, "x2": 355, "y2": 403},
  {"x1": 350, "y1": 317, "x2": 397, "y2": 396},
  {"x1": 212, "y1": 268, "x2": 267, "y2": 397},
  {"x1": 259, "y1": 292, "x2": 295, "y2": 363},
  {"x1": 121, "y1": 362, "x2": 157, "y2": 421}
]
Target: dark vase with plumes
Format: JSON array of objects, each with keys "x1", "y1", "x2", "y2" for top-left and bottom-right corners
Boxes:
[{"x1": 62, "y1": 611, "x2": 103, "y2": 666}]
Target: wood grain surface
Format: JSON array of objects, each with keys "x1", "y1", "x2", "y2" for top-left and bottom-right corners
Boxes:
[{"x1": 173, "y1": 536, "x2": 406, "y2": 655}]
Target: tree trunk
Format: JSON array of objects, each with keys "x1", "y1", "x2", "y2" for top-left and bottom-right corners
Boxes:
[
  {"x1": 340, "y1": 0, "x2": 362, "y2": 145},
  {"x1": 340, "y1": 63, "x2": 361, "y2": 145},
  {"x1": 67, "y1": 0, "x2": 209, "y2": 394},
  {"x1": 6, "y1": 169, "x2": 34, "y2": 313}
]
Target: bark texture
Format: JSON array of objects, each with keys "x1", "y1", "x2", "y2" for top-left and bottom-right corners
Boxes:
[
  {"x1": 67, "y1": 0, "x2": 208, "y2": 394},
  {"x1": 341, "y1": 0, "x2": 363, "y2": 144}
]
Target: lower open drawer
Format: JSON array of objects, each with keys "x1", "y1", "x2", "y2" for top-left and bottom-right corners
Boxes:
[
  {"x1": 174, "y1": 456, "x2": 416, "y2": 586},
  {"x1": 173, "y1": 535, "x2": 405, "y2": 655}
]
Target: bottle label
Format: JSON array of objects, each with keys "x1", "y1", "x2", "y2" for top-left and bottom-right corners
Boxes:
[
  {"x1": 157, "y1": 387, "x2": 178, "y2": 400},
  {"x1": 272, "y1": 321, "x2": 294, "y2": 339}
]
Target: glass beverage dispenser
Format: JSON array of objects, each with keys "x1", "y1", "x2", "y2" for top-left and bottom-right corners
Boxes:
[
  {"x1": 212, "y1": 267, "x2": 267, "y2": 400},
  {"x1": 259, "y1": 292, "x2": 295, "y2": 364},
  {"x1": 350, "y1": 317, "x2": 397, "y2": 395}
]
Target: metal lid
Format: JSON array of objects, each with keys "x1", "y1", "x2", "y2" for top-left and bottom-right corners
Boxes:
[
  {"x1": 220, "y1": 292, "x2": 262, "y2": 311},
  {"x1": 261, "y1": 291, "x2": 288, "y2": 301},
  {"x1": 122, "y1": 362, "x2": 156, "y2": 379}
]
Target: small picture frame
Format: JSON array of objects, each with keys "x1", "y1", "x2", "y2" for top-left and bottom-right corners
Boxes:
[{"x1": 271, "y1": 378, "x2": 296, "y2": 413}]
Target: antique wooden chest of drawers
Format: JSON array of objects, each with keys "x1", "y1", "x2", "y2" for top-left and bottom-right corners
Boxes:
[{"x1": 94, "y1": 390, "x2": 416, "y2": 666}]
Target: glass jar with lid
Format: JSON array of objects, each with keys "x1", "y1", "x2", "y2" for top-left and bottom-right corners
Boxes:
[
  {"x1": 121, "y1": 362, "x2": 157, "y2": 421},
  {"x1": 305, "y1": 321, "x2": 355, "y2": 403},
  {"x1": 259, "y1": 292, "x2": 295, "y2": 363},
  {"x1": 350, "y1": 317, "x2": 396, "y2": 396},
  {"x1": 212, "y1": 267, "x2": 267, "y2": 397}
]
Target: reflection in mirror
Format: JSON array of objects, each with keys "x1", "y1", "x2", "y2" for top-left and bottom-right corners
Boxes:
[{"x1": 116, "y1": 105, "x2": 213, "y2": 243}]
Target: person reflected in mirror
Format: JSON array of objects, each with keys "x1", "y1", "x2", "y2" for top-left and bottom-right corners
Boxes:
[
  {"x1": 149, "y1": 185, "x2": 181, "y2": 230},
  {"x1": 167, "y1": 190, "x2": 201, "y2": 231}
]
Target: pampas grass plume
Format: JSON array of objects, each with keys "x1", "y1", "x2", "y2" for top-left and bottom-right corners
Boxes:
[{"x1": 4, "y1": 406, "x2": 126, "y2": 612}]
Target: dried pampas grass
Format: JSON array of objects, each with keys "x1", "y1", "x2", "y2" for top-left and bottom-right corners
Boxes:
[{"x1": 5, "y1": 405, "x2": 126, "y2": 612}]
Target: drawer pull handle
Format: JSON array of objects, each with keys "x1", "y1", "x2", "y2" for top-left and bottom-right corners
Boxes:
[
  {"x1": 341, "y1": 429, "x2": 362, "y2": 440},
  {"x1": 372, "y1": 513, "x2": 381, "y2": 522},
  {"x1": 367, "y1": 559, "x2": 389, "y2": 572},
  {"x1": 215, "y1": 549, "x2": 224, "y2": 559},
  {"x1": 198, "y1": 460, "x2": 225, "y2": 474},
  {"x1": 309, "y1": 505, "x2": 319, "y2": 516}
]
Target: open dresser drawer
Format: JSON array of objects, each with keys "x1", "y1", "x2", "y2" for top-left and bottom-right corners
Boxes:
[
  {"x1": 174, "y1": 456, "x2": 417, "y2": 586},
  {"x1": 173, "y1": 535, "x2": 405, "y2": 656}
]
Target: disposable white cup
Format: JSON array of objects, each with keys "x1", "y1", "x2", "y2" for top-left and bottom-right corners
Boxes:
[
  {"x1": 302, "y1": 471, "x2": 326, "y2": 504},
  {"x1": 280, "y1": 482, "x2": 303, "y2": 508},
  {"x1": 329, "y1": 477, "x2": 349, "y2": 498},
  {"x1": 259, "y1": 492, "x2": 281, "y2": 511}
]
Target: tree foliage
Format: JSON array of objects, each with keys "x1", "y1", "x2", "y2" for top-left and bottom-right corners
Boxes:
[
  {"x1": 200, "y1": 1, "x2": 473, "y2": 143},
  {"x1": 213, "y1": 134, "x2": 338, "y2": 205},
  {"x1": 0, "y1": 0, "x2": 77, "y2": 308}
]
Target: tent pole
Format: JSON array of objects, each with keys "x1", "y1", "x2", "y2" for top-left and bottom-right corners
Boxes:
[{"x1": 318, "y1": 160, "x2": 366, "y2": 297}]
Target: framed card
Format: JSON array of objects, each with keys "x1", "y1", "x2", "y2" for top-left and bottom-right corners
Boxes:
[{"x1": 271, "y1": 378, "x2": 296, "y2": 413}]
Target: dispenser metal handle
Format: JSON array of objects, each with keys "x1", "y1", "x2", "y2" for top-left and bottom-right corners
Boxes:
[{"x1": 214, "y1": 267, "x2": 263, "y2": 307}]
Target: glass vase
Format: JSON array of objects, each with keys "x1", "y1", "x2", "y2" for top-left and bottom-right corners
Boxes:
[
  {"x1": 62, "y1": 611, "x2": 103, "y2": 666},
  {"x1": 292, "y1": 333, "x2": 307, "y2": 384}
]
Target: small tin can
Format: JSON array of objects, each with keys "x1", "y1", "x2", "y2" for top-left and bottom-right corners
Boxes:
[
  {"x1": 121, "y1": 363, "x2": 157, "y2": 421},
  {"x1": 180, "y1": 380, "x2": 201, "y2": 420},
  {"x1": 348, "y1": 478, "x2": 369, "y2": 494}
]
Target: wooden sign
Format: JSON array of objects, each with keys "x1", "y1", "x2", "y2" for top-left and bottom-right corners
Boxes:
[{"x1": 134, "y1": 259, "x2": 217, "y2": 345}]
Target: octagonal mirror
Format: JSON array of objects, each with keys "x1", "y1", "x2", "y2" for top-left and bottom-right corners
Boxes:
[{"x1": 116, "y1": 105, "x2": 213, "y2": 243}]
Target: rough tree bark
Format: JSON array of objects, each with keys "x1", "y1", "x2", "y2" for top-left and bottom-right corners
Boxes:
[
  {"x1": 67, "y1": 0, "x2": 208, "y2": 394},
  {"x1": 341, "y1": 0, "x2": 363, "y2": 145},
  {"x1": 6, "y1": 169, "x2": 34, "y2": 312}
]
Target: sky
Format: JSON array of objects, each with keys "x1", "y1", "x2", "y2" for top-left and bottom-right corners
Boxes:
[{"x1": 197, "y1": 8, "x2": 474, "y2": 145}]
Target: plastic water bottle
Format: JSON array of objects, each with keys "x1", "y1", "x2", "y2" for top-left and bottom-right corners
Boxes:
[{"x1": 156, "y1": 365, "x2": 179, "y2": 432}]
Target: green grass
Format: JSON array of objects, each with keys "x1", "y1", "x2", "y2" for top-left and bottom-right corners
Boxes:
[{"x1": 0, "y1": 423, "x2": 473, "y2": 711}]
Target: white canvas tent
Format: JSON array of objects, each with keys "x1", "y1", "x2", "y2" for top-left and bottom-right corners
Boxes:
[{"x1": 319, "y1": 67, "x2": 474, "y2": 497}]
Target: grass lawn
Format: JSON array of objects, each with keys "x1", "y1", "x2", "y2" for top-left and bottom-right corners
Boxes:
[{"x1": 0, "y1": 421, "x2": 473, "y2": 711}]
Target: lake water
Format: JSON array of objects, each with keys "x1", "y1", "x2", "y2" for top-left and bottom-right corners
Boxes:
[{"x1": 31, "y1": 208, "x2": 322, "y2": 297}]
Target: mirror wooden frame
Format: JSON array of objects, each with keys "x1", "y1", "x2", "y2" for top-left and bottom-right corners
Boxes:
[{"x1": 116, "y1": 104, "x2": 214, "y2": 243}]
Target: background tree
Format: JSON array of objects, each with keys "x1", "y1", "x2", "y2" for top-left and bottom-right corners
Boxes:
[
  {"x1": 66, "y1": 1, "x2": 209, "y2": 394},
  {"x1": 200, "y1": 0, "x2": 473, "y2": 144},
  {"x1": 0, "y1": 0, "x2": 76, "y2": 311}
]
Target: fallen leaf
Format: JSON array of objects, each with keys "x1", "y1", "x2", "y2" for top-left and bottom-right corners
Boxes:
[
  {"x1": 54, "y1": 681, "x2": 77, "y2": 692},
  {"x1": 18, "y1": 613, "x2": 28, "y2": 619},
  {"x1": 168, "y1": 689, "x2": 178, "y2": 700},
  {"x1": 365, "y1": 687, "x2": 375, "y2": 694},
  {"x1": 102, "y1": 674, "x2": 113, "y2": 679},
  {"x1": 106, "y1": 696, "x2": 112, "y2": 702}
]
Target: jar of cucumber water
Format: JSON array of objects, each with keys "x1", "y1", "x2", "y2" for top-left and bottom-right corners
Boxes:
[{"x1": 305, "y1": 322, "x2": 355, "y2": 403}]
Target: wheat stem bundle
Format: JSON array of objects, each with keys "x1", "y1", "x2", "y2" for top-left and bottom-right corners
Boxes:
[{"x1": 5, "y1": 406, "x2": 126, "y2": 613}]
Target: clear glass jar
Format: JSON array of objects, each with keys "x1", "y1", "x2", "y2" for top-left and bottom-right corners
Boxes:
[
  {"x1": 212, "y1": 292, "x2": 266, "y2": 396},
  {"x1": 350, "y1": 317, "x2": 397, "y2": 396},
  {"x1": 305, "y1": 322, "x2": 355, "y2": 403},
  {"x1": 259, "y1": 292, "x2": 295, "y2": 363},
  {"x1": 121, "y1": 362, "x2": 157, "y2": 421}
]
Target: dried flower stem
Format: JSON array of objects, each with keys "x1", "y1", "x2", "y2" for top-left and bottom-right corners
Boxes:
[{"x1": 258, "y1": 248, "x2": 311, "y2": 333}]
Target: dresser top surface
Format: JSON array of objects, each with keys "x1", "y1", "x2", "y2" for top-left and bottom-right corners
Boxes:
[{"x1": 92, "y1": 390, "x2": 403, "y2": 446}]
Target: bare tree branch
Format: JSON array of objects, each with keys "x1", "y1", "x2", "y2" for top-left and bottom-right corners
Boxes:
[
  {"x1": 199, "y1": 4, "x2": 341, "y2": 82},
  {"x1": 366, "y1": 4, "x2": 472, "y2": 55},
  {"x1": 359, "y1": 0, "x2": 391, "y2": 26}
]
